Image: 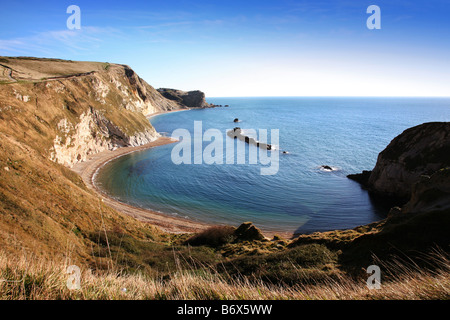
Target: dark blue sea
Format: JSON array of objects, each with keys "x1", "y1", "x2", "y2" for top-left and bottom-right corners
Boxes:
[{"x1": 97, "y1": 97, "x2": 450, "y2": 234}]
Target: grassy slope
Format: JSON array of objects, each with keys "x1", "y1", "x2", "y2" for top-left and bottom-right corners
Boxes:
[
  {"x1": 0, "y1": 131, "x2": 164, "y2": 262},
  {"x1": 1, "y1": 244, "x2": 449, "y2": 300},
  {"x1": 0, "y1": 60, "x2": 157, "y2": 156},
  {"x1": 0, "y1": 57, "x2": 448, "y2": 299},
  {"x1": 0, "y1": 57, "x2": 174, "y2": 263},
  {"x1": 0, "y1": 57, "x2": 103, "y2": 80}
]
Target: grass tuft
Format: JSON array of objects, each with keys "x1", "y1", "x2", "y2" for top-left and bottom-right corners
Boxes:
[{"x1": 0, "y1": 249, "x2": 448, "y2": 300}]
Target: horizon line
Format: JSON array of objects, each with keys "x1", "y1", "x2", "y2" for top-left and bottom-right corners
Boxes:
[{"x1": 206, "y1": 95, "x2": 450, "y2": 99}]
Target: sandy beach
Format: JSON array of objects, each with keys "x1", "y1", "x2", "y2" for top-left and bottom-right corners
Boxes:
[
  {"x1": 72, "y1": 109, "x2": 289, "y2": 238},
  {"x1": 147, "y1": 107, "x2": 191, "y2": 120},
  {"x1": 71, "y1": 134, "x2": 213, "y2": 234}
]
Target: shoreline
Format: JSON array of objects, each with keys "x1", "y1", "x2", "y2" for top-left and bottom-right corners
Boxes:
[
  {"x1": 72, "y1": 134, "x2": 214, "y2": 234},
  {"x1": 146, "y1": 107, "x2": 191, "y2": 120},
  {"x1": 72, "y1": 108, "x2": 293, "y2": 239}
]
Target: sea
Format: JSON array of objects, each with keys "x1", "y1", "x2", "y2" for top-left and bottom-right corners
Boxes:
[{"x1": 96, "y1": 97, "x2": 450, "y2": 234}]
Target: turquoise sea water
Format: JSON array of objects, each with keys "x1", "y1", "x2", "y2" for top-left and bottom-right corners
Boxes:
[{"x1": 97, "y1": 97, "x2": 450, "y2": 234}]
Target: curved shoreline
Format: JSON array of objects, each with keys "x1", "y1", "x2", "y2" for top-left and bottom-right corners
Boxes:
[
  {"x1": 72, "y1": 109, "x2": 292, "y2": 238},
  {"x1": 71, "y1": 134, "x2": 214, "y2": 234}
]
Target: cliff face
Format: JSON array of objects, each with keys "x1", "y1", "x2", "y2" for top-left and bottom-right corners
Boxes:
[
  {"x1": 400, "y1": 167, "x2": 450, "y2": 215},
  {"x1": 0, "y1": 57, "x2": 183, "y2": 167},
  {"x1": 0, "y1": 56, "x2": 212, "y2": 259},
  {"x1": 349, "y1": 122, "x2": 450, "y2": 201},
  {"x1": 157, "y1": 88, "x2": 212, "y2": 109},
  {"x1": 50, "y1": 107, "x2": 160, "y2": 167}
]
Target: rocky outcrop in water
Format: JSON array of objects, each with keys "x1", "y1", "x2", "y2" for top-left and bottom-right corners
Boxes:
[
  {"x1": 348, "y1": 122, "x2": 450, "y2": 202},
  {"x1": 227, "y1": 127, "x2": 273, "y2": 150}
]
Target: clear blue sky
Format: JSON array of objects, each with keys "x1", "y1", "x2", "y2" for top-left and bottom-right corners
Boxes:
[{"x1": 1, "y1": 0, "x2": 449, "y2": 97}]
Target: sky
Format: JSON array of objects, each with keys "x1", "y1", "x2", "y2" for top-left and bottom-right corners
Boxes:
[{"x1": 1, "y1": 0, "x2": 449, "y2": 97}]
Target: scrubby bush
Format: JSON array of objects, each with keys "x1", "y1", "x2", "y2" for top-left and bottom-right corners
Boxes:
[{"x1": 185, "y1": 226, "x2": 236, "y2": 248}]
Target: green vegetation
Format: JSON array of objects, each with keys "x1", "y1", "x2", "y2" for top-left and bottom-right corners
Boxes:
[
  {"x1": 219, "y1": 244, "x2": 340, "y2": 285},
  {"x1": 185, "y1": 225, "x2": 236, "y2": 247},
  {"x1": 87, "y1": 229, "x2": 220, "y2": 275}
]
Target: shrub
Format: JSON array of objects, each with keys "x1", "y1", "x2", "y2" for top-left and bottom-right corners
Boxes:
[{"x1": 185, "y1": 226, "x2": 236, "y2": 248}]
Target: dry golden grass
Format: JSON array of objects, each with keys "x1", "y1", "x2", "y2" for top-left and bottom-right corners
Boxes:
[
  {"x1": 0, "y1": 248, "x2": 448, "y2": 300},
  {"x1": 1, "y1": 56, "x2": 448, "y2": 301},
  {"x1": 0, "y1": 57, "x2": 106, "y2": 82},
  {"x1": 0, "y1": 57, "x2": 167, "y2": 158},
  {"x1": 0, "y1": 131, "x2": 165, "y2": 262},
  {"x1": 0, "y1": 57, "x2": 176, "y2": 262}
]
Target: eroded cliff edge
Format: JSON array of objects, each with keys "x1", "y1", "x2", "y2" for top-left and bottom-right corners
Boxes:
[
  {"x1": 289, "y1": 123, "x2": 450, "y2": 264},
  {"x1": 348, "y1": 122, "x2": 450, "y2": 213},
  {"x1": 0, "y1": 56, "x2": 215, "y2": 258},
  {"x1": 157, "y1": 88, "x2": 213, "y2": 109},
  {"x1": 0, "y1": 57, "x2": 209, "y2": 167}
]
